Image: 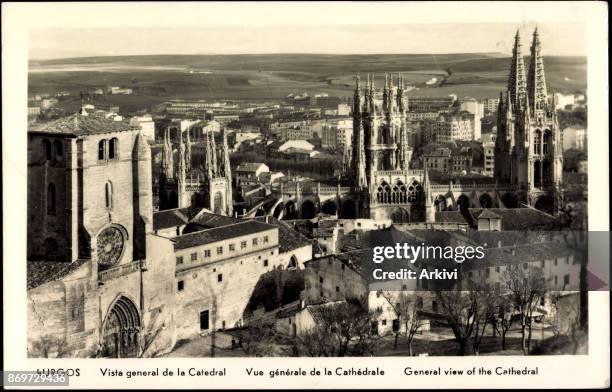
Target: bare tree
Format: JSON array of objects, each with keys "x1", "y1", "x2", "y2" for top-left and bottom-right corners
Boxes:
[
  {"x1": 435, "y1": 290, "x2": 479, "y2": 356},
  {"x1": 237, "y1": 321, "x2": 277, "y2": 357},
  {"x1": 502, "y1": 264, "x2": 548, "y2": 354},
  {"x1": 495, "y1": 294, "x2": 515, "y2": 351},
  {"x1": 376, "y1": 290, "x2": 424, "y2": 355},
  {"x1": 469, "y1": 284, "x2": 500, "y2": 355},
  {"x1": 295, "y1": 296, "x2": 381, "y2": 357}
]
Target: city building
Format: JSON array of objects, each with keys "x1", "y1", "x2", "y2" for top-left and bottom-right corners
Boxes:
[{"x1": 562, "y1": 126, "x2": 587, "y2": 151}]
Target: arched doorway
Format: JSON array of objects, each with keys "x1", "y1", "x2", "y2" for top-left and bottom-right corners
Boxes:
[
  {"x1": 300, "y1": 200, "x2": 317, "y2": 219},
  {"x1": 391, "y1": 208, "x2": 410, "y2": 223},
  {"x1": 288, "y1": 255, "x2": 298, "y2": 270},
  {"x1": 321, "y1": 200, "x2": 337, "y2": 215},
  {"x1": 282, "y1": 201, "x2": 296, "y2": 220},
  {"x1": 479, "y1": 193, "x2": 493, "y2": 208},
  {"x1": 434, "y1": 196, "x2": 447, "y2": 212},
  {"x1": 534, "y1": 195, "x2": 555, "y2": 214},
  {"x1": 273, "y1": 203, "x2": 284, "y2": 219},
  {"x1": 456, "y1": 194, "x2": 470, "y2": 214},
  {"x1": 102, "y1": 296, "x2": 141, "y2": 358},
  {"x1": 501, "y1": 193, "x2": 519, "y2": 208},
  {"x1": 213, "y1": 192, "x2": 223, "y2": 214}
]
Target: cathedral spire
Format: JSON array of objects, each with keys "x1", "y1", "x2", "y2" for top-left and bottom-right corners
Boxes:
[
  {"x1": 220, "y1": 126, "x2": 233, "y2": 216},
  {"x1": 527, "y1": 27, "x2": 548, "y2": 112},
  {"x1": 185, "y1": 128, "x2": 192, "y2": 170},
  {"x1": 507, "y1": 30, "x2": 527, "y2": 113},
  {"x1": 209, "y1": 131, "x2": 218, "y2": 177}
]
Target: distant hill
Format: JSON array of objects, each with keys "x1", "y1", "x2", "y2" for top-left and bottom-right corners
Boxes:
[{"x1": 28, "y1": 53, "x2": 586, "y2": 111}]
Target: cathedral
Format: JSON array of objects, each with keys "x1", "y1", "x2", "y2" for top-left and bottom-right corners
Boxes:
[
  {"x1": 344, "y1": 28, "x2": 563, "y2": 222},
  {"x1": 158, "y1": 124, "x2": 233, "y2": 216},
  {"x1": 347, "y1": 73, "x2": 434, "y2": 223},
  {"x1": 494, "y1": 28, "x2": 563, "y2": 212}
]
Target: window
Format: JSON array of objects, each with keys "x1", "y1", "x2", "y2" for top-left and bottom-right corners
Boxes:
[
  {"x1": 486, "y1": 268, "x2": 490, "y2": 277},
  {"x1": 191, "y1": 253, "x2": 197, "y2": 261},
  {"x1": 98, "y1": 139, "x2": 106, "y2": 160},
  {"x1": 554, "y1": 276, "x2": 558, "y2": 285},
  {"x1": 54, "y1": 140, "x2": 63, "y2": 159},
  {"x1": 253, "y1": 238, "x2": 259, "y2": 246},
  {"x1": 319, "y1": 276, "x2": 323, "y2": 284},
  {"x1": 564, "y1": 274, "x2": 570, "y2": 285},
  {"x1": 263, "y1": 236, "x2": 269, "y2": 243},
  {"x1": 402, "y1": 284, "x2": 407, "y2": 290},
  {"x1": 217, "y1": 246, "x2": 223, "y2": 255},
  {"x1": 263, "y1": 259, "x2": 268, "y2": 267},
  {"x1": 177, "y1": 280, "x2": 185, "y2": 291},
  {"x1": 109, "y1": 138, "x2": 119, "y2": 160},
  {"x1": 218, "y1": 274, "x2": 223, "y2": 282},
  {"x1": 43, "y1": 139, "x2": 52, "y2": 160},
  {"x1": 47, "y1": 183, "x2": 56, "y2": 215},
  {"x1": 336, "y1": 286, "x2": 340, "y2": 292},
  {"x1": 229, "y1": 243, "x2": 235, "y2": 252},
  {"x1": 541, "y1": 260, "x2": 546, "y2": 268},
  {"x1": 523, "y1": 262, "x2": 528, "y2": 270},
  {"x1": 241, "y1": 241, "x2": 247, "y2": 249},
  {"x1": 204, "y1": 249, "x2": 211, "y2": 258},
  {"x1": 381, "y1": 320, "x2": 387, "y2": 326},
  {"x1": 565, "y1": 257, "x2": 569, "y2": 265},
  {"x1": 495, "y1": 266, "x2": 500, "y2": 273},
  {"x1": 416, "y1": 296, "x2": 423, "y2": 309},
  {"x1": 432, "y1": 300, "x2": 439, "y2": 312},
  {"x1": 554, "y1": 259, "x2": 558, "y2": 266},
  {"x1": 105, "y1": 181, "x2": 113, "y2": 209},
  {"x1": 176, "y1": 256, "x2": 184, "y2": 265},
  {"x1": 200, "y1": 310, "x2": 209, "y2": 330}
]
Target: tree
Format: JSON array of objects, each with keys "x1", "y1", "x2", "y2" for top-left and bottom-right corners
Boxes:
[
  {"x1": 495, "y1": 294, "x2": 515, "y2": 351},
  {"x1": 295, "y1": 296, "x2": 381, "y2": 357},
  {"x1": 376, "y1": 291, "x2": 424, "y2": 355},
  {"x1": 465, "y1": 283, "x2": 499, "y2": 355},
  {"x1": 237, "y1": 321, "x2": 277, "y2": 357},
  {"x1": 435, "y1": 290, "x2": 480, "y2": 355},
  {"x1": 502, "y1": 264, "x2": 548, "y2": 354}
]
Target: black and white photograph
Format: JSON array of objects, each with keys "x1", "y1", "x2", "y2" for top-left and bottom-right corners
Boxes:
[{"x1": 3, "y1": 1, "x2": 609, "y2": 389}]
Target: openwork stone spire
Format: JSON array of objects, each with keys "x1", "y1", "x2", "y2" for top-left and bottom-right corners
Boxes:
[
  {"x1": 527, "y1": 27, "x2": 548, "y2": 112},
  {"x1": 507, "y1": 30, "x2": 527, "y2": 112}
]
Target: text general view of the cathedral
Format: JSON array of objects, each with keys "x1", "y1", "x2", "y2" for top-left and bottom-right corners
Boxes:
[{"x1": 26, "y1": 28, "x2": 563, "y2": 358}]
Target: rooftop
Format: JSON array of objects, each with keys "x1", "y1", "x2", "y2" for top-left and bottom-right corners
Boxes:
[
  {"x1": 29, "y1": 112, "x2": 136, "y2": 137},
  {"x1": 153, "y1": 207, "x2": 202, "y2": 230},
  {"x1": 173, "y1": 220, "x2": 276, "y2": 250},
  {"x1": 28, "y1": 259, "x2": 88, "y2": 290}
]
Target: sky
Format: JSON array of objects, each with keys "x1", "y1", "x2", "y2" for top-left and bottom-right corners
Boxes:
[{"x1": 25, "y1": 3, "x2": 589, "y2": 59}]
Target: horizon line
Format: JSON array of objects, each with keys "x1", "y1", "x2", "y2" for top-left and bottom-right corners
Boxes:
[{"x1": 29, "y1": 51, "x2": 588, "y2": 62}]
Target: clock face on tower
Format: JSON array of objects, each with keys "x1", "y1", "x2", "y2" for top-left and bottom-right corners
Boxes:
[{"x1": 96, "y1": 226, "x2": 125, "y2": 268}]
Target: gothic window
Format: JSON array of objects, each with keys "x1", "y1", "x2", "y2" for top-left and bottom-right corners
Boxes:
[
  {"x1": 105, "y1": 181, "x2": 113, "y2": 209},
  {"x1": 109, "y1": 138, "x2": 119, "y2": 160},
  {"x1": 54, "y1": 140, "x2": 63, "y2": 160},
  {"x1": 47, "y1": 183, "x2": 56, "y2": 215},
  {"x1": 98, "y1": 139, "x2": 107, "y2": 161},
  {"x1": 533, "y1": 130, "x2": 542, "y2": 155},
  {"x1": 543, "y1": 130, "x2": 551, "y2": 155},
  {"x1": 43, "y1": 139, "x2": 52, "y2": 160},
  {"x1": 407, "y1": 181, "x2": 423, "y2": 203}
]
